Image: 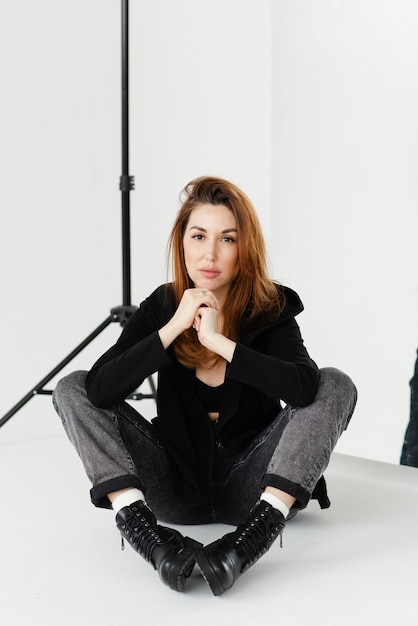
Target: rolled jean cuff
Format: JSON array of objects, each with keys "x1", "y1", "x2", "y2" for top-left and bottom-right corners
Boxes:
[
  {"x1": 90, "y1": 475, "x2": 144, "y2": 509},
  {"x1": 261, "y1": 473, "x2": 311, "y2": 510},
  {"x1": 261, "y1": 473, "x2": 331, "y2": 510}
]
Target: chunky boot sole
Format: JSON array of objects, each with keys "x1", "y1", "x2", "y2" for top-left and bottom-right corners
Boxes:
[
  {"x1": 195, "y1": 544, "x2": 234, "y2": 596},
  {"x1": 160, "y1": 537, "x2": 203, "y2": 592}
]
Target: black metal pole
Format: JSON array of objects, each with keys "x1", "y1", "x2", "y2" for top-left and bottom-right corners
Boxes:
[{"x1": 120, "y1": 0, "x2": 134, "y2": 306}]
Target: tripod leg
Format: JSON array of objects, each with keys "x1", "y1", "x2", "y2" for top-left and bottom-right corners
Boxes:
[
  {"x1": 148, "y1": 373, "x2": 157, "y2": 396},
  {"x1": 0, "y1": 315, "x2": 114, "y2": 428}
]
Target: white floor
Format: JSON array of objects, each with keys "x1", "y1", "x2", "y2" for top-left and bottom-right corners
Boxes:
[{"x1": 1, "y1": 398, "x2": 417, "y2": 626}]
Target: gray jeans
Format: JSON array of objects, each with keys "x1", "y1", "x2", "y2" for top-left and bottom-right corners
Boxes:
[{"x1": 52, "y1": 368, "x2": 357, "y2": 525}]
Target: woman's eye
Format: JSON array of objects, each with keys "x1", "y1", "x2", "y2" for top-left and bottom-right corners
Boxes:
[
  {"x1": 192, "y1": 234, "x2": 204, "y2": 240},
  {"x1": 222, "y1": 236, "x2": 236, "y2": 243}
]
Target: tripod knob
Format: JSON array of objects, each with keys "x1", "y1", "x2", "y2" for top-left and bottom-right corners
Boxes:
[
  {"x1": 111, "y1": 304, "x2": 138, "y2": 326},
  {"x1": 119, "y1": 175, "x2": 135, "y2": 191}
]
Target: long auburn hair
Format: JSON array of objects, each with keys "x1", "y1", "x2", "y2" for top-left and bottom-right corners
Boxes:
[{"x1": 167, "y1": 176, "x2": 285, "y2": 369}]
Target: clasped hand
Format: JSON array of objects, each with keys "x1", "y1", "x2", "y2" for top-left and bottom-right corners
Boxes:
[{"x1": 174, "y1": 288, "x2": 221, "y2": 347}]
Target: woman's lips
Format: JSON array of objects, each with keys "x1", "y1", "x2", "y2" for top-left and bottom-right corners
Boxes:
[{"x1": 199, "y1": 269, "x2": 221, "y2": 278}]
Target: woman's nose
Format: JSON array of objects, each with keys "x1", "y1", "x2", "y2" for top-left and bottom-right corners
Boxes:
[
  {"x1": 204, "y1": 240, "x2": 216, "y2": 261},
  {"x1": 205, "y1": 243, "x2": 216, "y2": 261}
]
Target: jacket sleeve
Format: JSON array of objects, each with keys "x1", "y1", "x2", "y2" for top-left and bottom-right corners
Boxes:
[
  {"x1": 227, "y1": 318, "x2": 319, "y2": 407},
  {"x1": 85, "y1": 307, "x2": 172, "y2": 408}
]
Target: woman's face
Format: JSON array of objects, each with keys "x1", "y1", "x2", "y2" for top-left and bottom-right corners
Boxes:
[{"x1": 183, "y1": 203, "x2": 239, "y2": 302}]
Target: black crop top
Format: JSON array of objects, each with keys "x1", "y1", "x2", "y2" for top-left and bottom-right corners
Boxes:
[{"x1": 194, "y1": 377, "x2": 224, "y2": 413}]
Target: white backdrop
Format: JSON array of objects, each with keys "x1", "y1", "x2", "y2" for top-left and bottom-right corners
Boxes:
[
  {"x1": 271, "y1": 0, "x2": 418, "y2": 463},
  {"x1": 1, "y1": 0, "x2": 417, "y2": 464}
]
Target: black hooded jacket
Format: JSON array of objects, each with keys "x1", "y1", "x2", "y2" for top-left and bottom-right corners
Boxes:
[{"x1": 86, "y1": 283, "x2": 319, "y2": 503}]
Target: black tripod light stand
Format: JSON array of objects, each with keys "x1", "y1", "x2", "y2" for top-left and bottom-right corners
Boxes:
[{"x1": 0, "y1": 0, "x2": 156, "y2": 429}]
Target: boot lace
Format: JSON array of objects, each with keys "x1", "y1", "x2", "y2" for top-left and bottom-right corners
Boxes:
[
  {"x1": 234, "y1": 503, "x2": 284, "y2": 569},
  {"x1": 119, "y1": 506, "x2": 163, "y2": 565}
]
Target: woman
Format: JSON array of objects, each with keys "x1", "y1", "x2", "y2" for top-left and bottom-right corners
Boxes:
[{"x1": 53, "y1": 176, "x2": 357, "y2": 596}]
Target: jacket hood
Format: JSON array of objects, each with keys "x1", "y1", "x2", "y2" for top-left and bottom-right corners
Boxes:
[
  {"x1": 239, "y1": 284, "x2": 304, "y2": 344},
  {"x1": 280, "y1": 285, "x2": 304, "y2": 320}
]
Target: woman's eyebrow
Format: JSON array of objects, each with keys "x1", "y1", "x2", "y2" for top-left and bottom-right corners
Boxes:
[{"x1": 189, "y1": 225, "x2": 238, "y2": 234}]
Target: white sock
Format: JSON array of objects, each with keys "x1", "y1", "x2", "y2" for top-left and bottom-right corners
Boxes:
[
  {"x1": 261, "y1": 492, "x2": 290, "y2": 519},
  {"x1": 111, "y1": 488, "x2": 145, "y2": 514}
]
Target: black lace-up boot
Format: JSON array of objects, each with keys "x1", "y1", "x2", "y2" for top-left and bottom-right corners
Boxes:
[
  {"x1": 116, "y1": 500, "x2": 202, "y2": 592},
  {"x1": 196, "y1": 501, "x2": 285, "y2": 595}
]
